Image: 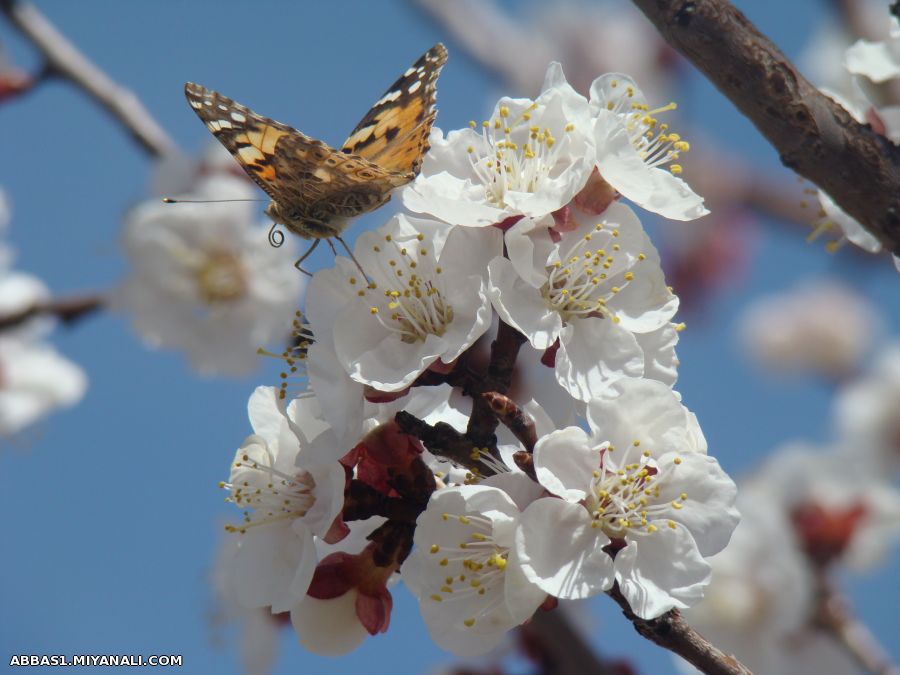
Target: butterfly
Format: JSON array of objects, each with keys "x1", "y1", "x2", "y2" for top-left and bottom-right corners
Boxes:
[{"x1": 184, "y1": 43, "x2": 448, "y2": 271}]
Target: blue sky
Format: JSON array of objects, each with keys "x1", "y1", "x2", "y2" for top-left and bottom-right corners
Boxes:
[{"x1": 1, "y1": 1, "x2": 898, "y2": 674}]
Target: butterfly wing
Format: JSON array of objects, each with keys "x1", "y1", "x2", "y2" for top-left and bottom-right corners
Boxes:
[
  {"x1": 185, "y1": 82, "x2": 404, "y2": 217},
  {"x1": 184, "y1": 82, "x2": 309, "y2": 203},
  {"x1": 340, "y1": 43, "x2": 447, "y2": 176}
]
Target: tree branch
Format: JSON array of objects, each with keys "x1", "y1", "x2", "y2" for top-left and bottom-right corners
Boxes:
[
  {"x1": 0, "y1": 293, "x2": 104, "y2": 332},
  {"x1": 606, "y1": 584, "x2": 753, "y2": 675},
  {"x1": 812, "y1": 573, "x2": 900, "y2": 675},
  {"x1": 630, "y1": 0, "x2": 900, "y2": 255},
  {"x1": 0, "y1": 0, "x2": 178, "y2": 158}
]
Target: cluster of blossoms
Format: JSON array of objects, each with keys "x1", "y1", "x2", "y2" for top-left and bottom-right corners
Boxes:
[
  {"x1": 808, "y1": 17, "x2": 900, "y2": 272},
  {"x1": 214, "y1": 64, "x2": 740, "y2": 662},
  {"x1": 0, "y1": 190, "x2": 86, "y2": 436}
]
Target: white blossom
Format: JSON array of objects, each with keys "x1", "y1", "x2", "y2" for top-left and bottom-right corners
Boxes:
[
  {"x1": 488, "y1": 203, "x2": 678, "y2": 401},
  {"x1": 515, "y1": 378, "x2": 736, "y2": 619},
  {"x1": 219, "y1": 387, "x2": 345, "y2": 613},
  {"x1": 290, "y1": 517, "x2": 388, "y2": 656},
  {"x1": 306, "y1": 214, "x2": 500, "y2": 392},
  {"x1": 403, "y1": 479, "x2": 546, "y2": 656},
  {"x1": 589, "y1": 73, "x2": 707, "y2": 221},
  {"x1": 115, "y1": 174, "x2": 303, "y2": 376},
  {"x1": 402, "y1": 63, "x2": 595, "y2": 226}
]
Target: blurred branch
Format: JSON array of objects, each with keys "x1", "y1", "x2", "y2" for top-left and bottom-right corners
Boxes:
[
  {"x1": 412, "y1": 0, "x2": 549, "y2": 95},
  {"x1": 523, "y1": 609, "x2": 616, "y2": 675},
  {"x1": 0, "y1": 293, "x2": 104, "y2": 331},
  {"x1": 630, "y1": 0, "x2": 900, "y2": 256},
  {"x1": 607, "y1": 583, "x2": 753, "y2": 675},
  {"x1": 812, "y1": 574, "x2": 900, "y2": 675},
  {"x1": 0, "y1": 0, "x2": 178, "y2": 158}
]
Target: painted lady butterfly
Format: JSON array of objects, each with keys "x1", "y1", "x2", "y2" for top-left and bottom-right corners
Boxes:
[{"x1": 184, "y1": 44, "x2": 447, "y2": 270}]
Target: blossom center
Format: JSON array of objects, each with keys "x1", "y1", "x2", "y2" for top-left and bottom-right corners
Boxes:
[
  {"x1": 195, "y1": 251, "x2": 247, "y2": 304},
  {"x1": 221, "y1": 449, "x2": 317, "y2": 533},
  {"x1": 467, "y1": 102, "x2": 575, "y2": 207},
  {"x1": 541, "y1": 223, "x2": 644, "y2": 323},
  {"x1": 603, "y1": 79, "x2": 690, "y2": 175},
  {"x1": 426, "y1": 512, "x2": 510, "y2": 629},
  {"x1": 584, "y1": 442, "x2": 686, "y2": 539},
  {"x1": 349, "y1": 233, "x2": 453, "y2": 344}
]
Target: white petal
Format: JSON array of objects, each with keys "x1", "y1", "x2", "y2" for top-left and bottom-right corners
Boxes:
[
  {"x1": 594, "y1": 112, "x2": 708, "y2": 220},
  {"x1": 533, "y1": 426, "x2": 597, "y2": 501},
  {"x1": 555, "y1": 319, "x2": 643, "y2": 402},
  {"x1": 516, "y1": 498, "x2": 614, "y2": 599},
  {"x1": 291, "y1": 592, "x2": 369, "y2": 656},
  {"x1": 614, "y1": 528, "x2": 710, "y2": 619}
]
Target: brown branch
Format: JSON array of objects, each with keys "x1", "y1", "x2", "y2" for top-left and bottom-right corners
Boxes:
[
  {"x1": 812, "y1": 573, "x2": 900, "y2": 675},
  {"x1": 0, "y1": 293, "x2": 105, "y2": 332},
  {"x1": 394, "y1": 411, "x2": 486, "y2": 474},
  {"x1": 631, "y1": 0, "x2": 900, "y2": 256},
  {"x1": 466, "y1": 320, "x2": 527, "y2": 451},
  {"x1": 0, "y1": 0, "x2": 178, "y2": 158},
  {"x1": 342, "y1": 479, "x2": 422, "y2": 524},
  {"x1": 606, "y1": 583, "x2": 753, "y2": 675}
]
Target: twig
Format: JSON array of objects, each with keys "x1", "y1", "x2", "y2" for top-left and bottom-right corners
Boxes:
[
  {"x1": 481, "y1": 391, "x2": 537, "y2": 452},
  {"x1": 630, "y1": 0, "x2": 900, "y2": 255},
  {"x1": 606, "y1": 583, "x2": 753, "y2": 675},
  {"x1": 0, "y1": 0, "x2": 177, "y2": 158},
  {"x1": 0, "y1": 293, "x2": 104, "y2": 332},
  {"x1": 812, "y1": 573, "x2": 900, "y2": 675}
]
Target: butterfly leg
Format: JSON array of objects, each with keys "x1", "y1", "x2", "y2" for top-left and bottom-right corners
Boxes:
[
  {"x1": 294, "y1": 238, "x2": 322, "y2": 276},
  {"x1": 335, "y1": 235, "x2": 369, "y2": 280}
]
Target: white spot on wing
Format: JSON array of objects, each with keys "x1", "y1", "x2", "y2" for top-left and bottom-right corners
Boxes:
[
  {"x1": 374, "y1": 90, "x2": 402, "y2": 107},
  {"x1": 408, "y1": 80, "x2": 422, "y2": 94},
  {"x1": 231, "y1": 112, "x2": 246, "y2": 123}
]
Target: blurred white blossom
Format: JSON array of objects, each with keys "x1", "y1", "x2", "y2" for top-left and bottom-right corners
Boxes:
[
  {"x1": 0, "y1": 193, "x2": 87, "y2": 436},
  {"x1": 747, "y1": 443, "x2": 900, "y2": 571},
  {"x1": 116, "y1": 174, "x2": 303, "y2": 376},
  {"x1": 738, "y1": 279, "x2": 881, "y2": 379},
  {"x1": 835, "y1": 343, "x2": 900, "y2": 475},
  {"x1": 677, "y1": 495, "x2": 817, "y2": 675}
]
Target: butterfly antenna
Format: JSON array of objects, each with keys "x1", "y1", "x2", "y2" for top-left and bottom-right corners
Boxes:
[
  {"x1": 162, "y1": 197, "x2": 267, "y2": 203},
  {"x1": 335, "y1": 235, "x2": 370, "y2": 281},
  {"x1": 293, "y1": 239, "x2": 322, "y2": 277}
]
